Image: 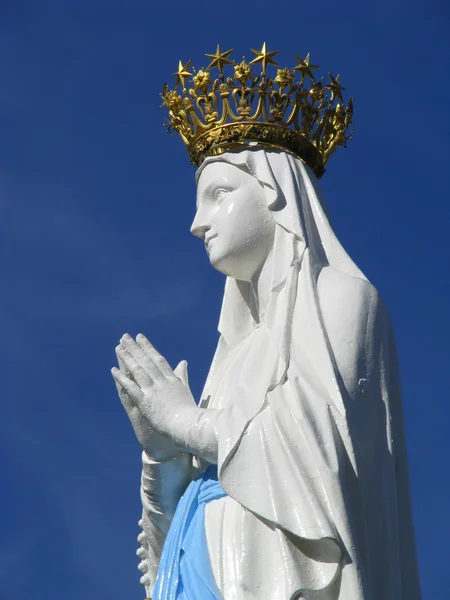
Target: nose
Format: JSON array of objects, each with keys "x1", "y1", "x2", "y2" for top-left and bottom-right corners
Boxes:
[{"x1": 190, "y1": 209, "x2": 211, "y2": 239}]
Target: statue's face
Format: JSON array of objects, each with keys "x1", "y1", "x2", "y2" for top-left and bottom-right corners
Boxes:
[{"x1": 192, "y1": 161, "x2": 275, "y2": 281}]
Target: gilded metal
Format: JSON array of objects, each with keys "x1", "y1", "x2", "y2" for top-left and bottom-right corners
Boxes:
[
  {"x1": 293, "y1": 52, "x2": 318, "y2": 82},
  {"x1": 205, "y1": 45, "x2": 234, "y2": 74},
  {"x1": 162, "y1": 43, "x2": 354, "y2": 178},
  {"x1": 325, "y1": 73, "x2": 345, "y2": 103},
  {"x1": 173, "y1": 59, "x2": 193, "y2": 92},
  {"x1": 249, "y1": 42, "x2": 280, "y2": 74}
]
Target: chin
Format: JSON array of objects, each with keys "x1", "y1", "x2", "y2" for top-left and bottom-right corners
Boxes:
[
  {"x1": 209, "y1": 254, "x2": 232, "y2": 277},
  {"x1": 209, "y1": 251, "x2": 252, "y2": 281}
]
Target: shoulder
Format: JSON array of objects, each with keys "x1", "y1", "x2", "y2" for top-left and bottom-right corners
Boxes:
[
  {"x1": 317, "y1": 266, "x2": 379, "y2": 331},
  {"x1": 317, "y1": 267, "x2": 382, "y2": 394},
  {"x1": 317, "y1": 265, "x2": 379, "y2": 305}
]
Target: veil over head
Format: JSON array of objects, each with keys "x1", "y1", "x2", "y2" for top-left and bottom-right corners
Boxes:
[
  {"x1": 197, "y1": 149, "x2": 365, "y2": 349},
  {"x1": 195, "y1": 149, "x2": 420, "y2": 599}
]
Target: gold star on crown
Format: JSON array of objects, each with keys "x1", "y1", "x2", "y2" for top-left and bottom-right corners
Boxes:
[{"x1": 161, "y1": 43, "x2": 353, "y2": 177}]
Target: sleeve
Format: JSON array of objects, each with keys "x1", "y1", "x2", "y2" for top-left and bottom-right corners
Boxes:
[{"x1": 137, "y1": 451, "x2": 192, "y2": 596}]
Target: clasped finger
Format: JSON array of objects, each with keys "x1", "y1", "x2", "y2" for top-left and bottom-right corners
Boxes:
[
  {"x1": 116, "y1": 345, "x2": 154, "y2": 391},
  {"x1": 121, "y1": 334, "x2": 164, "y2": 382},
  {"x1": 136, "y1": 333, "x2": 173, "y2": 378}
]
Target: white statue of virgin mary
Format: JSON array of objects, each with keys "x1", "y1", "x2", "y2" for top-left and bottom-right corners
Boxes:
[{"x1": 112, "y1": 147, "x2": 421, "y2": 600}]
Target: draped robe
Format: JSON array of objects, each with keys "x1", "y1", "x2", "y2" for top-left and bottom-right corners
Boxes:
[{"x1": 143, "y1": 149, "x2": 421, "y2": 600}]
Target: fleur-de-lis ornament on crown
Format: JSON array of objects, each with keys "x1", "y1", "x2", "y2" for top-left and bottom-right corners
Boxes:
[{"x1": 162, "y1": 43, "x2": 353, "y2": 178}]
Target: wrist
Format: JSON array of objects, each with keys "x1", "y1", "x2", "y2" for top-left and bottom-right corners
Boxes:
[
  {"x1": 166, "y1": 404, "x2": 198, "y2": 446},
  {"x1": 169, "y1": 406, "x2": 219, "y2": 463}
]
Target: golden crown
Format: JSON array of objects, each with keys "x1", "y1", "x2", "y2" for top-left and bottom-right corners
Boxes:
[{"x1": 161, "y1": 43, "x2": 353, "y2": 178}]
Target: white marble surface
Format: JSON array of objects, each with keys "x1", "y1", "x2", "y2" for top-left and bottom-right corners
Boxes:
[{"x1": 113, "y1": 149, "x2": 421, "y2": 599}]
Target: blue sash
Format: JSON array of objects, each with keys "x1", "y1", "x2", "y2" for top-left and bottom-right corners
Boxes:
[{"x1": 152, "y1": 465, "x2": 226, "y2": 600}]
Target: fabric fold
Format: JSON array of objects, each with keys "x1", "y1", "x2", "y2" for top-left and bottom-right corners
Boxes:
[
  {"x1": 193, "y1": 149, "x2": 420, "y2": 599},
  {"x1": 153, "y1": 466, "x2": 226, "y2": 600}
]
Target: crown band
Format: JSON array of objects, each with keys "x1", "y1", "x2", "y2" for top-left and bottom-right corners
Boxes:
[{"x1": 190, "y1": 122, "x2": 324, "y2": 176}]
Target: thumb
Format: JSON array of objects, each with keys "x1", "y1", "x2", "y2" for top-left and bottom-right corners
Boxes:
[{"x1": 173, "y1": 360, "x2": 189, "y2": 387}]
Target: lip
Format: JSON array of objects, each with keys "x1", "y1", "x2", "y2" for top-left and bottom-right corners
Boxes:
[{"x1": 205, "y1": 233, "x2": 218, "y2": 248}]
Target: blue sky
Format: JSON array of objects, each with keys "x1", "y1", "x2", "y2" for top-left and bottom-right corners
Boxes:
[{"x1": 0, "y1": 1, "x2": 449, "y2": 598}]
